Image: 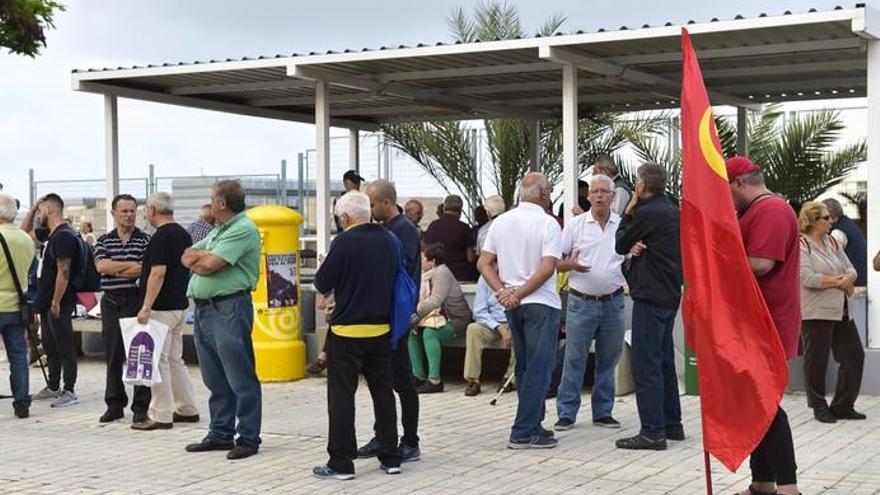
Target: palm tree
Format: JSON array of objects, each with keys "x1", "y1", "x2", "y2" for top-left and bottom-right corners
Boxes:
[
  {"x1": 624, "y1": 105, "x2": 866, "y2": 205},
  {"x1": 383, "y1": 1, "x2": 666, "y2": 215}
]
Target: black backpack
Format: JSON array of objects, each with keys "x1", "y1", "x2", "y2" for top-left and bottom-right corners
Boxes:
[{"x1": 50, "y1": 228, "x2": 101, "y2": 292}]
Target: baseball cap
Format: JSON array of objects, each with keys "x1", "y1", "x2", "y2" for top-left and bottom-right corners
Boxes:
[
  {"x1": 342, "y1": 170, "x2": 364, "y2": 183},
  {"x1": 724, "y1": 156, "x2": 760, "y2": 182}
]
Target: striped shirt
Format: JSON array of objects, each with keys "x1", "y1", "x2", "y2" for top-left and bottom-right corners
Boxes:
[{"x1": 94, "y1": 228, "x2": 150, "y2": 292}]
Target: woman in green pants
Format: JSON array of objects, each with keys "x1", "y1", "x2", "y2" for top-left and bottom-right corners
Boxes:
[{"x1": 410, "y1": 243, "x2": 472, "y2": 393}]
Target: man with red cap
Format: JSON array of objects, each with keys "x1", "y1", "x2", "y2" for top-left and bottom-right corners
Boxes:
[{"x1": 726, "y1": 156, "x2": 801, "y2": 495}]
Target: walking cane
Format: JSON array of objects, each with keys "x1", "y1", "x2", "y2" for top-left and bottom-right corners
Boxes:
[
  {"x1": 489, "y1": 373, "x2": 515, "y2": 406},
  {"x1": 27, "y1": 321, "x2": 49, "y2": 387}
]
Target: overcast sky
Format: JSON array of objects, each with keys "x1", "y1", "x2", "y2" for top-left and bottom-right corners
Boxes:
[{"x1": 0, "y1": 0, "x2": 857, "y2": 205}]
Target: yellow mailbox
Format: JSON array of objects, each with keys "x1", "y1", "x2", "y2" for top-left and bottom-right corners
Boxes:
[{"x1": 246, "y1": 205, "x2": 305, "y2": 382}]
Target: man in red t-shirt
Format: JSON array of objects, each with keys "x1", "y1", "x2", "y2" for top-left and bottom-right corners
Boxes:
[{"x1": 727, "y1": 156, "x2": 800, "y2": 495}]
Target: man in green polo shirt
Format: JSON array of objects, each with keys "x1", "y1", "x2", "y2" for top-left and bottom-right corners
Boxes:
[{"x1": 181, "y1": 180, "x2": 262, "y2": 461}]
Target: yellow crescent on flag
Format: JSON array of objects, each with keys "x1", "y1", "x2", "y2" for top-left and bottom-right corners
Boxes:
[{"x1": 699, "y1": 107, "x2": 727, "y2": 180}]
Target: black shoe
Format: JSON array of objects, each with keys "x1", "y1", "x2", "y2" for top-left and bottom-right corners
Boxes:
[
  {"x1": 831, "y1": 407, "x2": 867, "y2": 420},
  {"x1": 173, "y1": 412, "x2": 200, "y2": 423},
  {"x1": 417, "y1": 381, "x2": 444, "y2": 394},
  {"x1": 615, "y1": 434, "x2": 667, "y2": 451},
  {"x1": 99, "y1": 408, "x2": 124, "y2": 423},
  {"x1": 814, "y1": 407, "x2": 837, "y2": 423},
  {"x1": 14, "y1": 406, "x2": 29, "y2": 419},
  {"x1": 665, "y1": 425, "x2": 685, "y2": 441},
  {"x1": 412, "y1": 377, "x2": 427, "y2": 387},
  {"x1": 537, "y1": 425, "x2": 555, "y2": 438},
  {"x1": 593, "y1": 417, "x2": 621, "y2": 429},
  {"x1": 356, "y1": 438, "x2": 381, "y2": 459},
  {"x1": 312, "y1": 465, "x2": 355, "y2": 480},
  {"x1": 185, "y1": 437, "x2": 235, "y2": 452},
  {"x1": 227, "y1": 443, "x2": 259, "y2": 460},
  {"x1": 508, "y1": 434, "x2": 558, "y2": 450},
  {"x1": 545, "y1": 388, "x2": 558, "y2": 400},
  {"x1": 553, "y1": 418, "x2": 574, "y2": 431},
  {"x1": 400, "y1": 443, "x2": 421, "y2": 462},
  {"x1": 306, "y1": 358, "x2": 326, "y2": 375},
  {"x1": 132, "y1": 411, "x2": 149, "y2": 425}
]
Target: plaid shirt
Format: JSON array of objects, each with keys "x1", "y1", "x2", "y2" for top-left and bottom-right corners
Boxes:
[{"x1": 186, "y1": 218, "x2": 214, "y2": 244}]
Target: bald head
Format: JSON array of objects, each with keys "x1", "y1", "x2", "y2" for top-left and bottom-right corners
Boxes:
[
  {"x1": 366, "y1": 179, "x2": 399, "y2": 223},
  {"x1": 520, "y1": 173, "x2": 550, "y2": 206}
]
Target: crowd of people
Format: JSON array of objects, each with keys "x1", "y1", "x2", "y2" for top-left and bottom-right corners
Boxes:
[{"x1": 0, "y1": 153, "x2": 876, "y2": 490}]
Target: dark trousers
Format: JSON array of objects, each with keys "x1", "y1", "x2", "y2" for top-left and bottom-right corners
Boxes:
[
  {"x1": 326, "y1": 331, "x2": 400, "y2": 473},
  {"x1": 750, "y1": 407, "x2": 798, "y2": 485},
  {"x1": 801, "y1": 319, "x2": 865, "y2": 411},
  {"x1": 631, "y1": 299, "x2": 682, "y2": 437},
  {"x1": 101, "y1": 291, "x2": 151, "y2": 413},
  {"x1": 389, "y1": 342, "x2": 420, "y2": 448},
  {"x1": 41, "y1": 307, "x2": 77, "y2": 392},
  {"x1": 0, "y1": 312, "x2": 30, "y2": 409}
]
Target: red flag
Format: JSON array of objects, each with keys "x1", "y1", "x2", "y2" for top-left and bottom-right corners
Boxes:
[{"x1": 679, "y1": 28, "x2": 788, "y2": 472}]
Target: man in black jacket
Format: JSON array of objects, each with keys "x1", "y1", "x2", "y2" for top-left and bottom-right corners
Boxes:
[
  {"x1": 312, "y1": 191, "x2": 402, "y2": 480},
  {"x1": 614, "y1": 162, "x2": 683, "y2": 451}
]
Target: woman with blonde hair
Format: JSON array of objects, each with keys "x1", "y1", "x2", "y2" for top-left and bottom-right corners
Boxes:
[{"x1": 798, "y1": 201, "x2": 865, "y2": 423}]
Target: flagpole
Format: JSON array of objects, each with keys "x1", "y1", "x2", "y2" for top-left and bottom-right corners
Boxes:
[{"x1": 704, "y1": 451, "x2": 714, "y2": 495}]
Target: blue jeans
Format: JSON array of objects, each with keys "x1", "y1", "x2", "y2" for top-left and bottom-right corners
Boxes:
[
  {"x1": 193, "y1": 293, "x2": 262, "y2": 446},
  {"x1": 631, "y1": 299, "x2": 682, "y2": 437},
  {"x1": 0, "y1": 312, "x2": 30, "y2": 409},
  {"x1": 556, "y1": 292, "x2": 625, "y2": 423},
  {"x1": 506, "y1": 303, "x2": 561, "y2": 440}
]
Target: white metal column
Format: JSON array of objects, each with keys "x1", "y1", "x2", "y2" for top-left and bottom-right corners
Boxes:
[
  {"x1": 528, "y1": 119, "x2": 541, "y2": 172},
  {"x1": 349, "y1": 129, "x2": 360, "y2": 173},
  {"x1": 315, "y1": 80, "x2": 331, "y2": 257},
  {"x1": 736, "y1": 106, "x2": 749, "y2": 156},
  {"x1": 104, "y1": 95, "x2": 119, "y2": 232},
  {"x1": 867, "y1": 40, "x2": 880, "y2": 348},
  {"x1": 562, "y1": 65, "x2": 578, "y2": 224}
]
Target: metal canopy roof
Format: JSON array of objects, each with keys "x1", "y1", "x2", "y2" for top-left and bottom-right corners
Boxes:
[{"x1": 72, "y1": 5, "x2": 879, "y2": 130}]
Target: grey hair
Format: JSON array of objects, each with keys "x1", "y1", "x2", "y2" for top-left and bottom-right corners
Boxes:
[
  {"x1": 335, "y1": 191, "x2": 371, "y2": 223},
  {"x1": 590, "y1": 174, "x2": 616, "y2": 193},
  {"x1": 821, "y1": 198, "x2": 844, "y2": 219},
  {"x1": 519, "y1": 173, "x2": 549, "y2": 201},
  {"x1": 147, "y1": 191, "x2": 174, "y2": 215},
  {"x1": 443, "y1": 195, "x2": 463, "y2": 213},
  {"x1": 594, "y1": 155, "x2": 618, "y2": 175},
  {"x1": 484, "y1": 195, "x2": 506, "y2": 218},
  {"x1": 0, "y1": 194, "x2": 17, "y2": 222}
]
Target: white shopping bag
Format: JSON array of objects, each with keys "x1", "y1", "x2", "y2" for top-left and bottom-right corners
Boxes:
[{"x1": 119, "y1": 317, "x2": 169, "y2": 387}]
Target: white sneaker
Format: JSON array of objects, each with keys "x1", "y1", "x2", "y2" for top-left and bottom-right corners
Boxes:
[
  {"x1": 50, "y1": 390, "x2": 79, "y2": 408},
  {"x1": 33, "y1": 386, "x2": 61, "y2": 400}
]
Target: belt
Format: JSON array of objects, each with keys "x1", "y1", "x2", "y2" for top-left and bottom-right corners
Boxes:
[
  {"x1": 568, "y1": 287, "x2": 623, "y2": 302},
  {"x1": 103, "y1": 288, "x2": 140, "y2": 297},
  {"x1": 193, "y1": 290, "x2": 250, "y2": 307}
]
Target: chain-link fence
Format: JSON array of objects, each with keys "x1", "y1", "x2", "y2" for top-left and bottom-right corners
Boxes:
[{"x1": 30, "y1": 105, "x2": 869, "y2": 236}]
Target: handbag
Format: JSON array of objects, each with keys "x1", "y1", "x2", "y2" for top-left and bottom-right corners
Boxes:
[{"x1": 0, "y1": 232, "x2": 34, "y2": 327}]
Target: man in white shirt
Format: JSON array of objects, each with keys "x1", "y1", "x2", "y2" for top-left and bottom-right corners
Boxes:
[
  {"x1": 553, "y1": 175, "x2": 626, "y2": 432},
  {"x1": 478, "y1": 173, "x2": 562, "y2": 450}
]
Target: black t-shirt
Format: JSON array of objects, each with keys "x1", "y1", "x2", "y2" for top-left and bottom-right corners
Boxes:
[
  {"x1": 35, "y1": 224, "x2": 82, "y2": 311},
  {"x1": 139, "y1": 223, "x2": 192, "y2": 311}
]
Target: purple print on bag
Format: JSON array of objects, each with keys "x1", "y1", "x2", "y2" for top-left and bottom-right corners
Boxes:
[{"x1": 125, "y1": 330, "x2": 155, "y2": 381}]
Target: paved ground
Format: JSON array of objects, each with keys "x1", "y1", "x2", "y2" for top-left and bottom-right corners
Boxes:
[{"x1": 0, "y1": 359, "x2": 877, "y2": 495}]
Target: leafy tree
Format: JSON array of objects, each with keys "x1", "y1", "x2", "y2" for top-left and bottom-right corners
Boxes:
[{"x1": 0, "y1": 0, "x2": 64, "y2": 57}]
